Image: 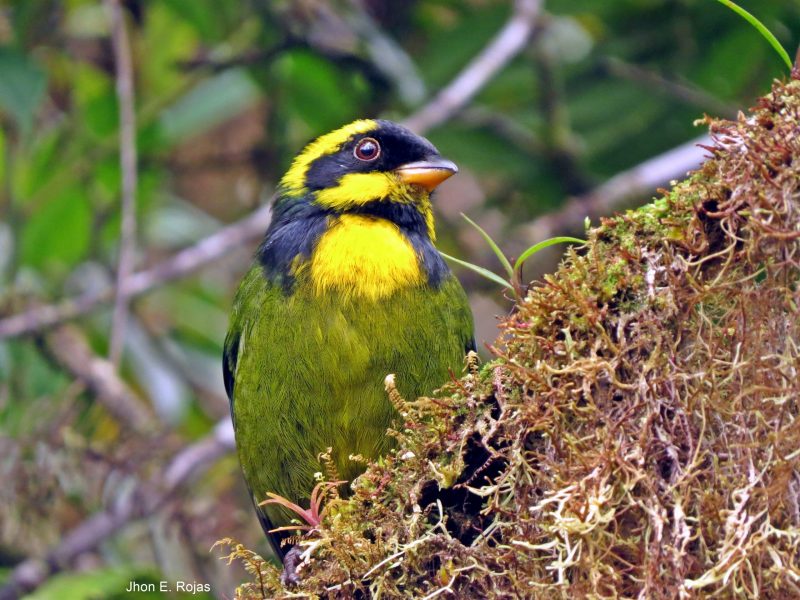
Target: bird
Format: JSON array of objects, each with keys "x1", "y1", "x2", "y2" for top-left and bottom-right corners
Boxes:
[{"x1": 223, "y1": 119, "x2": 475, "y2": 579}]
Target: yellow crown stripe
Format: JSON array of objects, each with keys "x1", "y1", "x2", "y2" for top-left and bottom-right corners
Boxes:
[{"x1": 280, "y1": 119, "x2": 378, "y2": 195}]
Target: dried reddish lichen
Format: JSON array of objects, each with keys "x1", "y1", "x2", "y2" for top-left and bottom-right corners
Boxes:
[{"x1": 222, "y1": 77, "x2": 800, "y2": 599}]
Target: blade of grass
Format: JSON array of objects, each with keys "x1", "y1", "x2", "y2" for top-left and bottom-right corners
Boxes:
[
  {"x1": 460, "y1": 213, "x2": 514, "y2": 280},
  {"x1": 513, "y1": 237, "x2": 584, "y2": 272},
  {"x1": 440, "y1": 251, "x2": 514, "y2": 291},
  {"x1": 714, "y1": 0, "x2": 792, "y2": 70}
]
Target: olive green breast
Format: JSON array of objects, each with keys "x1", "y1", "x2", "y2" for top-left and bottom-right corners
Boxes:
[{"x1": 228, "y1": 266, "x2": 473, "y2": 527}]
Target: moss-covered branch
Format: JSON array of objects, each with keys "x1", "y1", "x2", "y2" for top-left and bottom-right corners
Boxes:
[{"x1": 221, "y1": 77, "x2": 800, "y2": 599}]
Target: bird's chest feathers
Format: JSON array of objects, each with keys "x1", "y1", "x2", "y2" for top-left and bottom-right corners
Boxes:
[{"x1": 304, "y1": 215, "x2": 423, "y2": 300}]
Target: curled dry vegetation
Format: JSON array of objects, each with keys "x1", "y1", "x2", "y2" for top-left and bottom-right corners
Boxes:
[{"x1": 219, "y1": 78, "x2": 800, "y2": 599}]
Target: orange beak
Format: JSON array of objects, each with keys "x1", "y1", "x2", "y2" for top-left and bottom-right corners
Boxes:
[{"x1": 395, "y1": 157, "x2": 458, "y2": 191}]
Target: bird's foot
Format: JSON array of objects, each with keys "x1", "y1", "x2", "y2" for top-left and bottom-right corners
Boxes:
[{"x1": 280, "y1": 546, "x2": 304, "y2": 586}]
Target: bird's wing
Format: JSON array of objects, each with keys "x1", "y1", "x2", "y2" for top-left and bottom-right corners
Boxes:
[
  {"x1": 222, "y1": 267, "x2": 290, "y2": 560},
  {"x1": 222, "y1": 263, "x2": 263, "y2": 415},
  {"x1": 222, "y1": 329, "x2": 239, "y2": 409}
]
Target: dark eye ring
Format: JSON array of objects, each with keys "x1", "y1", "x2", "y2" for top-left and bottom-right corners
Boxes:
[{"x1": 354, "y1": 137, "x2": 381, "y2": 161}]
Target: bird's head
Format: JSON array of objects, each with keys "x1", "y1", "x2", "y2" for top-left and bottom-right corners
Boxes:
[{"x1": 278, "y1": 119, "x2": 456, "y2": 237}]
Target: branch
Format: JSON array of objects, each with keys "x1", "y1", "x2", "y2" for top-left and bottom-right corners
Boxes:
[
  {"x1": 401, "y1": 0, "x2": 542, "y2": 134},
  {"x1": 0, "y1": 203, "x2": 272, "y2": 340},
  {"x1": 508, "y1": 134, "x2": 711, "y2": 251},
  {"x1": 0, "y1": 420, "x2": 235, "y2": 600},
  {"x1": 41, "y1": 324, "x2": 155, "y2": 434},
  {"x1": 105, "y1": 0, "x2": 139, "y2": 366}
]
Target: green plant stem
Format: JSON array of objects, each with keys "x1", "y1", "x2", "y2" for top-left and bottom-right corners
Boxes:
[
  {"x1": 460, "y1": 213, "x2": 514, "y2": 280},
  {"x1": 439, "y1": 251, "x2": 514, "y2": 293},
  {"x1": 513, "y1": 236, "x2": 584, "y2": 273}
]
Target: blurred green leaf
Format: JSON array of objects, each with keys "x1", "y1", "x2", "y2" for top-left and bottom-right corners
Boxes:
[
  {"x1": 0, "y1": 341, "x2": 11, "y2": 388},
  {"x1": 417, "y1": 4, "x2": 507, "y2": 88},
  {"x1": 0, "y1": 47, "x2": 46, "y2": 136},
  {"x1": 714, "y1": 0, "x2": 792, "y2": 70},
  {"x1": 279, "y1": 51, "x2": 362, "y2": 134},
  {"x1": 0, "y1": 127, "x2": 5, "y2": 186},
  {"x1": 161, "y1": 0, "x2": 237, "y2": 41},
  {"x1": 430, "y1": 125, "x2": 533, "y2": 179},
  {"x1": 691, "y1": 27, "x2": 767, "y2": 100},
  {"x1": 72, "y1": 61, "x2": 117, "y2": 138},
  {"x1": 15, "y1": 127, "x2": 64, "y2": 203},
  {"x1": 146, "y1": 288, "x2": 229, "y2": 348},
  {"x1": 19, "y1": 187, "x2": 91, "y2": 273},
  {"x1": 0, "y1": 341, "x2": 68, "y2": 434},
  {"x1": 140, "y1": 3, "x2": 202, "y2": 102},
  {"x1": 159, "y1": 69, "x2": 261, "y2": 145}
]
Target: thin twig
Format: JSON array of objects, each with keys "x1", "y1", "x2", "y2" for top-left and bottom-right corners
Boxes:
[
  {"x1": 0, "y1": 419, "x2": 235, "y2": 600},
  {"x1": 401, "y1": 0, "x2": 542, "y2": 134},
  {"x1": 106, "y1": 0, "x2": 138, "y2": 366},
  {"x1": 0, "y1": 203, "x2": 272, "y2": 340}
]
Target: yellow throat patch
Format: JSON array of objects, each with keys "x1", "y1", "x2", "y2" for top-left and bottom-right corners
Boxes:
[{"x1": 304, "y1": 215, "x2": 424, "y2": 301}]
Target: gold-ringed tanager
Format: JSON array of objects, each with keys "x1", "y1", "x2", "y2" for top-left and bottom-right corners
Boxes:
[{"x1": 223, "y1": 119, "x2": 475, "y2": 568}]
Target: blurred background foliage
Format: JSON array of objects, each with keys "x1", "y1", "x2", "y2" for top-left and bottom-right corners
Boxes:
[{"x1": 0, "y1": 0, "x2": 797, "y2": 598}]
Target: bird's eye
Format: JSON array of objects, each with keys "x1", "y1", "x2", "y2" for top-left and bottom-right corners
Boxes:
[{"x1": 354, "y1": 137, "x2": 380, "y2": 161}]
